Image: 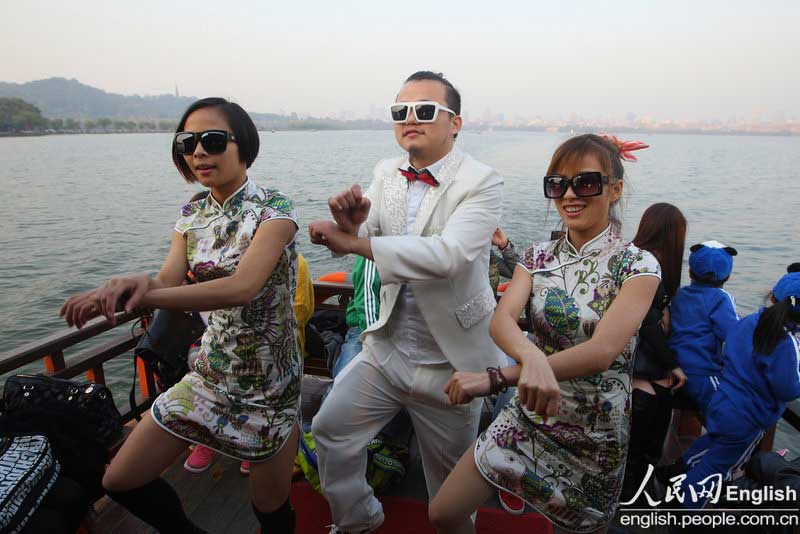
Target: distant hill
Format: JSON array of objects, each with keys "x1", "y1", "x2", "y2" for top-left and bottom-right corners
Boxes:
[
  {"x1": 0, "y1": 78, "x2": 282, "y2": 122},
  {"x1": 0, "y1": 77, "x2": 389, "y2": 132},
  {"x1": 0, "y1": 78, "x2": 197, "y2": 119}
]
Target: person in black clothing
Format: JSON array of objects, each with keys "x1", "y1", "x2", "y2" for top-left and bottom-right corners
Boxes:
[
  {"x1": 488, "y1": 227, "x2": 519, "y2": 294},
  {"x1": 621, "y1": 203, "x2": 689, "y2": 503}
]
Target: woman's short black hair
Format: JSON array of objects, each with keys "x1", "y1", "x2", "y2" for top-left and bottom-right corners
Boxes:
[{"x1": 172, "y1": 97, "x2": 259, "y2": 183}]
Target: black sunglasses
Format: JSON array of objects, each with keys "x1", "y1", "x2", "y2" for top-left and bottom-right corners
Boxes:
[
  {"x1": 174, "y1": 130, "x2": 236, "y2": 155},
  {"x1": 543, "y1": 172, "x2": 613, "y2": 199}
]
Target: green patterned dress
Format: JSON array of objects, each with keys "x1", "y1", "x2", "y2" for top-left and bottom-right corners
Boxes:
[
  {"x1": 474, "y1": 225, "x2": 660, "y2": 532},
  {"x1": 151, "y1": 179, "x2": 301, "y2": 461}
]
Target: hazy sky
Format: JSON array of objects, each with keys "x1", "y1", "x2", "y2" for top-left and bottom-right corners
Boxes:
[{"x1": 2, "y1": 0, "x2": 798, "y2": 121}]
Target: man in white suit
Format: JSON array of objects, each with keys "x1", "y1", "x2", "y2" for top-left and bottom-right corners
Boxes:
[{"x1": 309, "y1": 71, "x2": 504, "y2": 534}]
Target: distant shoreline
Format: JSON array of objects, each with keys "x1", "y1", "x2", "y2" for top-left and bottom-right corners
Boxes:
[{"x1": 1, "y1": 128, "x2": 796, "y2": 139}]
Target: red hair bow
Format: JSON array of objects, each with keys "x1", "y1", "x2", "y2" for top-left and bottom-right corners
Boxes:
[{"x1": 600, "y1": 134, "x2": 649, "y2": 162}]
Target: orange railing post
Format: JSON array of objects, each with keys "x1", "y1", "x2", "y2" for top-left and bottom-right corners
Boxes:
[
  {"x1": 136, "y1": 315, "x2": 154, "y2": 398},
  {"x1": 43, "y1": 350, "x2": 65, "y2": 373},
  {"x1": 86, "y1": 365, "x2": 106, "y2": 384}
]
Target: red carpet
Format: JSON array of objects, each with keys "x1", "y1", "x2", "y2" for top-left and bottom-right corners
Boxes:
[{"x1": 291, "y1": 482, "x2": 553, "y2": 533}]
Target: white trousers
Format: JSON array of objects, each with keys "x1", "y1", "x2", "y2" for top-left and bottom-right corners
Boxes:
[{"x1": 311, "y1": 339, "x2": 482, "y2": 532}]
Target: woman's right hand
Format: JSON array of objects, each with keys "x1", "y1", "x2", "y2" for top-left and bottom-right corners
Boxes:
[
  {"x1": 60, "y1": 289, "x2": 102, "y2": 328},
  {"x1": 61, "y1": 274, "x2": 150, "y2": 328},
  {"x1": 492, "y1": 228, "x2": 508, "y2": 249},
  {"x1": 518, "y1": 351, "x2": 560, "y2": 421}
]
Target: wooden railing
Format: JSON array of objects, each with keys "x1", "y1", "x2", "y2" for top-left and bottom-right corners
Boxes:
[{"x1": 0, "y1": 282, "x2": 356, "y2": 426}]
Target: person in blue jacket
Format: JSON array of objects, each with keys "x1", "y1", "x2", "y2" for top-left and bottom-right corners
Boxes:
[
  {"x1": 669, "y1": 241, "x2": 740, "y2": 414},
  {"x1": 678, "y1": 271, "x2": 800, "y2": 508}
]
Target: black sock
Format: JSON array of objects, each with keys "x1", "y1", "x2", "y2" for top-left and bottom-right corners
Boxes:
[
  {"x1": 106, "y1": 478, "x2": 205, "y2": 533},
  {"x1": 252, "y1": 498, "x2": 295, "y2": 533}
]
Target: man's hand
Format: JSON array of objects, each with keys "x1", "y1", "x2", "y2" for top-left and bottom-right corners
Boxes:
[
  {"x1": 444, "y1": 371, "x2": 492, "y2": 405},
  {"x1": 328, "y1": 184, "x2": 371, "y2": 235},
  {"x1": 309, "y1": 220, "x2": 357, "y2": 254}
]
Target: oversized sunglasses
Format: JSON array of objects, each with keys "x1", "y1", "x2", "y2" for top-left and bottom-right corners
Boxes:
[
  {"x1": 389, "y1": 101, "x2": 457, "y2": 123},
  {"x1": 543, "y1": 172, "x2": 614, "y2": 199},
  {"x1": 174, "y1": 130, "x2": 236, "y2": 155}
]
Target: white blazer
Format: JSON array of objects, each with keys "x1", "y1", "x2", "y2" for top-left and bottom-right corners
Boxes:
[{"x1": 359, "y1": 147, "x2": 506, "y2": 372}]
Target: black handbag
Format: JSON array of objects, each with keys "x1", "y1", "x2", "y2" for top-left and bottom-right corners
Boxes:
[{"x1": 2, "y1": 375, "x2": 122, "y2": 447}]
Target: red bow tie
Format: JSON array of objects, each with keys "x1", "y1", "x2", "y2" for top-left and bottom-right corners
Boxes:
[{"x1": 399, "y1": 167, "x2": 438, "y2": 187}]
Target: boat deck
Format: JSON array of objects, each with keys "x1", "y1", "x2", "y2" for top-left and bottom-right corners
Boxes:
[
  {"x1": 90, "y1": 447, "x2": 459, "y2": 533},
  {"x1": 92, "y1": 450, "x2": 258, "y2": 533}
]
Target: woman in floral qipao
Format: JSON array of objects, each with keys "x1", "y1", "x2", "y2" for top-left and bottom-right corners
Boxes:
[
  {"x1": 60, "y1": 98, "x2": 301, "y2": 533},
  {"x1": 430, "y1": 134, "x2": 661, "y2": 533}
]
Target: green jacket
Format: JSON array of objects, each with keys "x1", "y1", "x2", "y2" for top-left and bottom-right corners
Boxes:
[{"x1": 346, "y1": 256, "x2": 381, "y2": 330}]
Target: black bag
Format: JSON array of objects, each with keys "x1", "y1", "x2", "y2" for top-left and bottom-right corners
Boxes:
[
  {"x1": 130, "y1": 309, "x2": 205, "y2": 420},
  {"x1": 2, "y1": 375, "x2": 122, "y2": 447},
  {"x1": 133, "y1": 309, "x2": 205, "y2": 390},
  {"x1": 0, "y1": 434, "x2": 61, "y2": 534}
]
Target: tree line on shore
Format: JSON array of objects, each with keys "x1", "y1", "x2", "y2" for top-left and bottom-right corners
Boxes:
[
  {"x1": 0, "y1": 97, "x2": 178, "y2": 133},
  {"x1": 0, "y1": 96, "x2": 388, "y2": 135}
]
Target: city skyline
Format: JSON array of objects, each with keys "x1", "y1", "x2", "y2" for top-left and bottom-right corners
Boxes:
[{"x1": 4, "y1": 75, "x2": 797, "y2": 131}]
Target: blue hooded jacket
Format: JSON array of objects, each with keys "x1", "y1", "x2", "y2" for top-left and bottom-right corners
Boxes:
[
  {"x1": 670, "y1": 282, "x2": 739, "y2": 374},
  {"x1": 716, "y1": 310, "x2": 800, "y2": 429}
]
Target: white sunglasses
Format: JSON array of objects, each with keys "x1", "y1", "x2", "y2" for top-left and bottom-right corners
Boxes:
[{"x1": 389, "y1": 101, "x2": 457, "y2": 124}]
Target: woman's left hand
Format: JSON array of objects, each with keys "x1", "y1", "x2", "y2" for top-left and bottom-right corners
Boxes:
[
  {"x1": 518, "y1": 351, "x2": 560, "y2": 421},
  {"x1": 95, "y1": 274, "x2": 151, "y2": 324},
  {"x1": 444, "y1": 371, "x2": 491, "y2": 405}
]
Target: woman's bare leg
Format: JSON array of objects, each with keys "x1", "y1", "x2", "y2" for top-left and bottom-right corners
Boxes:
[
  {"x1": 249, "y1": 422, "x2": 301, "y2": 512},
  {"x1": 102, "y1": 412, "x2": 190, "y2": 491},
  {"x1": 250, "y1": 424, "x2": 300, "y2": 513},
  {"x1": 429, "y1": 443, "x2": 495, "y2": 534},
  {"x1": 101, "y1": 413, "x2": 202, "y2": 532},
  {"x1": 246, "y1": 423, "x2": 301, "y2": 533}
]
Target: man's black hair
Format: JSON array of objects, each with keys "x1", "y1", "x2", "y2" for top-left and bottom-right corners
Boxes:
[{"x1": 404, "y1": 71, "x2": 461, "y2": 115}]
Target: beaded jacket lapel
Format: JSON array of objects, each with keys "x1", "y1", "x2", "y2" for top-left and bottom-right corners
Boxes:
[{"x1": 412, "y1": 148, "x2": 464, "y2": 235}]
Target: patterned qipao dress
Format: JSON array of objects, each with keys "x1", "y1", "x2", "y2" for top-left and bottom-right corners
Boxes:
[
  {"x1": 152, "y1": 179, "x2": 301, "y2": 461},
  {"x1": 474, "y1": 225, "x2": 660, "y2": 532}
]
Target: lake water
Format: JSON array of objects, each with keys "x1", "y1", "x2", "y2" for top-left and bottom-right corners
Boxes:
[{"x1": 1, "y1": 130, "x2": 798, "y2": 447}]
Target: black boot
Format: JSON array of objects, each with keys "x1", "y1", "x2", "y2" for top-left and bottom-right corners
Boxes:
[
  {"x1": 252, "y1": 498, "x2": 295, "y2": 533},
  {"x1": 106, "y1": 478, "x2": 207, "y2": 533}
]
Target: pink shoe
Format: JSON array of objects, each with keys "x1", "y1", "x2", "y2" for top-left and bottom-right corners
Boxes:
[
  {"x1": 240, "y1": 460, "x2": 251, "y2": 475},
  {"x1": 498, "y1": 490, "x2": 525, "y2": 515},
  {"x1": 184, "y1": 445, "x2": 215, "y2": 473}
]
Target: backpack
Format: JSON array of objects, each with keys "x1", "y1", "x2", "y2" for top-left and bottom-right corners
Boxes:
[
  {"x1": 296, "y1": 431, "x2": 409, "y2": 494},
  {"x1": 130, "y1": 308, "x2": 205, "y2": 418}
]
